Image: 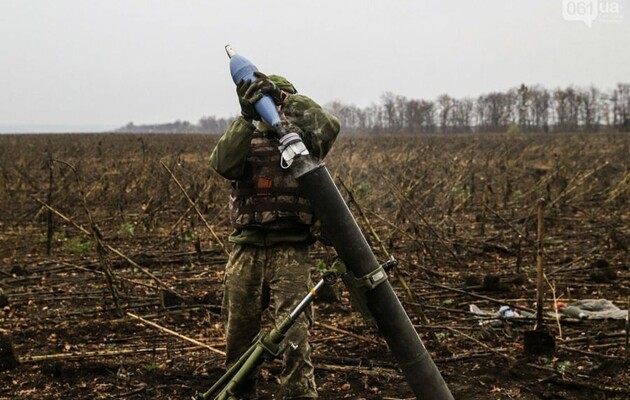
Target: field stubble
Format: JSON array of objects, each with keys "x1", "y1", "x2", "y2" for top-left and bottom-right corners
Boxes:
[{"x1": 0, "y1": 132, "x2": 629, "y2": 399}]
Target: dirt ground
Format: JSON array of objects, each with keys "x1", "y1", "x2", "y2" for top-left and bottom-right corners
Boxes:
[{"x1": 0, "y1": 132, "x2": 629, "y2": 399}]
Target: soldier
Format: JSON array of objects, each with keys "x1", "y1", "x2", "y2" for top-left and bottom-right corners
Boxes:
[{"x1": 210, "y1": 72, "x2": 340, "y2": 400}]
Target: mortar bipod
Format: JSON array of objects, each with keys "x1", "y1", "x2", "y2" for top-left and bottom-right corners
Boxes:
[
  {"x1": 195, "y1": 257, "x2": 397, "y2": 400},
  {"x1": 332, "y1": 256, "x2": 397, "y2": 327}
]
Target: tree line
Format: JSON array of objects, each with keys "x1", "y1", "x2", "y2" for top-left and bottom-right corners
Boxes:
[
  {"x1": 326, "y1": 83, "x2": 630, "y2": 134},
  {"x1": 116, "y1": 115, "x2": 231, "y2": 134},
  {"x1": 116, "y1": 83, "x2": 629, "y2": 134}
]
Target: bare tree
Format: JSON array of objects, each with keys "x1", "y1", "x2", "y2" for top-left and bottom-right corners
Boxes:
[
  {"x1": 578, "y1": 86, "x2": 601, "y2": 132},
  {"x1": 322, "y1": 82, "x2": 628, "y2": 134},
  {"x1": 476, "y1": 91, "x2": 514, "y2": 132},
  {"x1": 517, "y1": 84, "x2": 530, "y2": 130},
  {"x1": 437, "y1": 94, "x2": 454, "y2": 133},
  {"x1": 611, "y1": 83, "x2": 630, "y2": 131},
  {"x1": 530, "y1": 85, "x2": 550, "y2": 133}
]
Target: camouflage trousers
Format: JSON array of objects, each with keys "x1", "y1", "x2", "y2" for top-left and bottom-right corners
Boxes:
[{"x1": 222, "y1": 243, "x2": 317, "y2": 399}]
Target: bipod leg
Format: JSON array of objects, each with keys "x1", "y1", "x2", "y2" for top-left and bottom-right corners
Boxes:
[
  {"x1": 197, "y1": 343, "x2": 257, "y2": 399},
  {"x1": 198, "y1": 277, "x2": 329, "y2": 399},
  {"x1": 212, "y1": 344, "x2": 269, "y2": 400}
]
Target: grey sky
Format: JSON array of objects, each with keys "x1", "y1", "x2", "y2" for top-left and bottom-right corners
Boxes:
[{"x1": 1, "y1": 0, "x2": 628, "y2": 131}]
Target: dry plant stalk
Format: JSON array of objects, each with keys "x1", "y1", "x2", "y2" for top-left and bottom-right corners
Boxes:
[
  {"x1": 382, "y1": 173, "x2": 465, "y2": 268},
  {"x1": 338, "y1": 178, "x2": 444, "y2": 346},
  {"x1": 45, "y1": 152, "x2": 54, "y2": 256},
  {"x1": 315, "y1": 363, "x2": 401, "y2": 380},
  {"x1": 535, "y1": 198, "x2": 546, "y2": 330},
  {"x1": 62, "y1": 262, "x2": 163, "y2": 292},
  {"x1": 160, "y1": 160, "x2": 227, "y2": 255},
  {"x1": 54, "y1": 159, "x2": 123, "y2": 315},
  {"x1": 34, "y1": 198, "x2": 182, "y2": 300},
  {"x1": 544, "y1": 274, "x2": 563, "y2": 340},
  {"x1": 21, "y1": 346, "x2": 199, "y2": 364},
  {"x1": 445, "y1": 327, "x2": 514, "y2": 362},
  {"x1": 127, "y1": 312, "x2": 225, "y2": 356},
  {"x1": 314, "y1": 321, "x2": 382, "y2": 347},
  {"x1": 549, "y1": 162, "x2": 609, "y2": 208}
]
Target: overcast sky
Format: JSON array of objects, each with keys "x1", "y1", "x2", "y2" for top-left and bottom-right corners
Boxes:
[{"x1": 1, "y1": 0, "x2": 628, "y2": 131}]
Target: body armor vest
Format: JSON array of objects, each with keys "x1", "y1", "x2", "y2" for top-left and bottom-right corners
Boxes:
[{"x1": 229, "y1": 132, "x2": 314, "y2": 230}]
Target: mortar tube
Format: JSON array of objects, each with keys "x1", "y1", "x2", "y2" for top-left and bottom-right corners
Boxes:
[{"x1": 291, "y1": 156, "x2": 454, "y2": 400}]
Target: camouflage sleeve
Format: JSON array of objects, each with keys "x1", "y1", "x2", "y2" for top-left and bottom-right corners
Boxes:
[
  {"x1": 210, "y1": 116, "x2": 255, "y2": 180},
  {"x1": 282, "y1": 94, "x2": 340, "y2": 159}
]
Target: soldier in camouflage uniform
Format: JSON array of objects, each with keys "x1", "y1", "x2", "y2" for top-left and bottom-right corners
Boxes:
[{"x1": 210, "y1": 72, "x2": 340, "y2": 399}]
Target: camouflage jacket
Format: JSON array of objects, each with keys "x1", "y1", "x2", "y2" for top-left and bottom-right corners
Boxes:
[{"x1": 210, "y1": 94, "x2": 340, "y2": 246}]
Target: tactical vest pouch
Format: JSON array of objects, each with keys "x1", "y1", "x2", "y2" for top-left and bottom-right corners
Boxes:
[{"x1": 230, "y1": 133, "x2": 314, "y2": 230}]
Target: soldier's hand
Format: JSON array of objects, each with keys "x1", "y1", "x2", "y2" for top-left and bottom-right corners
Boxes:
[
  {"x1": 254, "y1": 71, "x2": 284, "y2": 106},
  {"x1": 236, "y1": 79, "x2": 263, "y2": 121}
]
